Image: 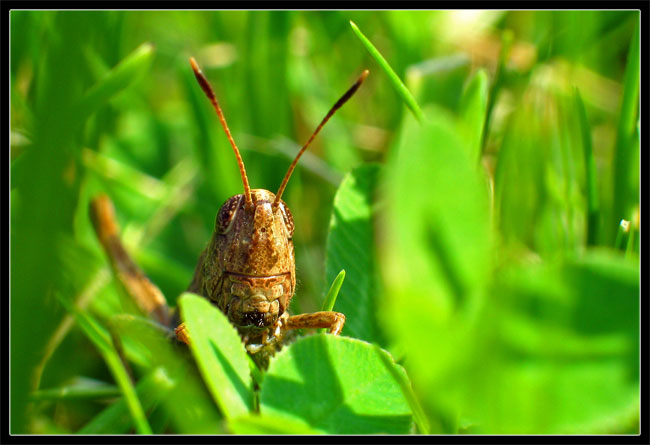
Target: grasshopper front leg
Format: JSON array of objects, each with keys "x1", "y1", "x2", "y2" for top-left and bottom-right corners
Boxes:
[{"x1": 285, "y1": 311, "x2": 346, "y2": 335}]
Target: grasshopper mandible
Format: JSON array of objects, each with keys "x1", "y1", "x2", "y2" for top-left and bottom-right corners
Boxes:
[{"x1": 90, "y1": 57, "x2": 368, "y2": 369}]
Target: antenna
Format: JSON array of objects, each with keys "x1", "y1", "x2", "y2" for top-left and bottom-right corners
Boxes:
[
  {"x1": 190, "y1": 57, "x2": 253, "y2": 209},
  {"x1": 273, "y1": 70, "x2": 369, "y2": 207}
]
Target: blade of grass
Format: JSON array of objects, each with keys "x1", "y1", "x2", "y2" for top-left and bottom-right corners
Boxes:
[
  {"x1": 625, "y1": 207, "x2": 638, "y2": 258},
  {"x1": 350, "y1": 20, "x2": 423, "y2": 122},
  {"x1": 459, "y1": 68, "x2": 489, "y2": 163},
  {"x1": 82, "y1": 148, "x2": 168, "y2": 201},
  {"x1": 79, "y1": 367, "x2": 175, "y2": 434},
  {"x1": 611, "y1": 23, "x2": 639, "y2": 238},
  {"x1": 319, "y1": 269, "x2": 346, "y2": 335},
  {"x1": 575, "y1": 89, "x2": 600, "y2": 246},
  {"x1": 30, "y1": 380, "x2": 121, "y2": 401},
  {"x1": 111, "y1": 314, "x2": 225, "y2": 434},
  {"x1": 31, "y1": 267, "x2": 111, "y2": 392},
  {"x1": 57, "y1": 295, "x2": 152, "y2": 434},
  {"x1": 75, "y1": 42, "x2": 154, "y2": 120},
  {"x1": 321, "y1": 269, "x2": 346, "y2": 312},
  {"x1": 625, "y1": 226, "x2": 636, "y2": 258},
  {"x1": 614, "y1": 219, "x2": 630, "y2": 250},
  {"x1": 483, "y1": 29, "x2": 514, "y2": 153}
]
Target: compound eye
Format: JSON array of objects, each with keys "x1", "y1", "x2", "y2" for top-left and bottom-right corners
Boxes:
[
  {"x1": 216, "y1": 195, "x2": 242, "y2": 234},
  {"x1": 279, "y1": 201, "x2": 294, "y2": 239}
]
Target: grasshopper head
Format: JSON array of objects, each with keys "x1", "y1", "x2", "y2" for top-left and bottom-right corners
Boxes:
[
  {"x1": 216, "y1": 189, "x2": 294, "y2": 277},
  {"x1": 213, "y1": 189, "x2": 295, "y2": 331}
]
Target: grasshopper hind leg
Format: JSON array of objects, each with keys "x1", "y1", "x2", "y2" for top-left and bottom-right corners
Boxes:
[{"x1": 89, "y1": 195, "x2": 172, "y2": 328}]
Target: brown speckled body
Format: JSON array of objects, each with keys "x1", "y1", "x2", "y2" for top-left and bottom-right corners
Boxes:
[{"x1": 188, "y1": 189, "x2": 297, "y2": 367}]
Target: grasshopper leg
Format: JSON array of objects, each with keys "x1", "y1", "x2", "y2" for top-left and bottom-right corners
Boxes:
[
  {"x1": 174, "y1": 322, "x2": 191, "y2": 345},
  {"x1": 285, "y1": 311, "x2": 346, "y2": 335},
  {"x1": 89, "y1": 194, "x2": 172, "y2": 327}
]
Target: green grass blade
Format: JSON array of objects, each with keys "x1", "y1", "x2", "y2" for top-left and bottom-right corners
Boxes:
[
  {"x1": 79, "y1": 367, "x2": 175, "y2": 434},
  {"x1": 611, "y1": 22, "x2": 640, "y2": 237},
  {"x1": 80, "y1": 320, "x2": 152, "y2": 434},
  {"x1": 30, "y1": 380, "x2": 121, "y2": 401},
  {"x1": 319, "y1": 269, "x2": 346, "y2": 335},
  {"x1": 614, "y1": 219, "x2": 630, "y2": 250},
  {"x1": 625, "y1": 209, "x2": 638, "y2": 258},
  {"x1": 350, "y1": 20, "x2": 423, "y2": 122},
  {"x1": 483, "y1": 29, "x2": 514, "y2": 151},
  {"x1": 321, "y1": 269, "x2": 346, "y2": 312},
  {"x1": 575, "y1": 89, "x2": 600, "y2": 246},
  {"x1": 625, "y1": 226, "x2": 636, "y2": 258},
  {"x1": 458, "y1": 68, "x2": 489, "y2": 163},
  {"x1": 57, "y1": 296, "x2": 152, "y2": 434},
  {"x1": 76, "y1": 42, "x2": 154, "y2": 120}
]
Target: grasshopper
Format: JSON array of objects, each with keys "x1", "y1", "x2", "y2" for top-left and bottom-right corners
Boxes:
[{"x1": 90, "y1": 57, "x2": 368, "y2": 369}]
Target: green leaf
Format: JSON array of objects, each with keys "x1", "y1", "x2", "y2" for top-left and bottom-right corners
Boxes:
[
  {"x1": 325, "y1": 164, "x2": 382, "y2": 344},
  {"x1": 379, "y1": 107, "x2": 493, "y2": 431},
  {"x1": 178, "y1": 293, "x2": 254, "y2": 419},
  {"x1": 228, "y1": 413, "x2": 321, "y2": 434},
  {"x1": 350, "y1": 20, "x2": 423, "y2": 122},
  {"x1": 458, "y1": 69, "x2": 489, "y2": 163},
  {"x1": 381, "y1": 106, "x2": 492, "y2": 319},
  {"x1": 461, "y1": 251, "x2": 640, "y2": 433},
  {"x1": 76, "y1": 42, "x2": 154, "y2": 120},
  {"x1": 260, "y1": 334, "x2": 413, "y2": 434}
]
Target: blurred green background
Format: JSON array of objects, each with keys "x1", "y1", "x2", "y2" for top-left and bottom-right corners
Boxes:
[{"x1": 10, "y1": 10, "x2": 639, "y2": 434}]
